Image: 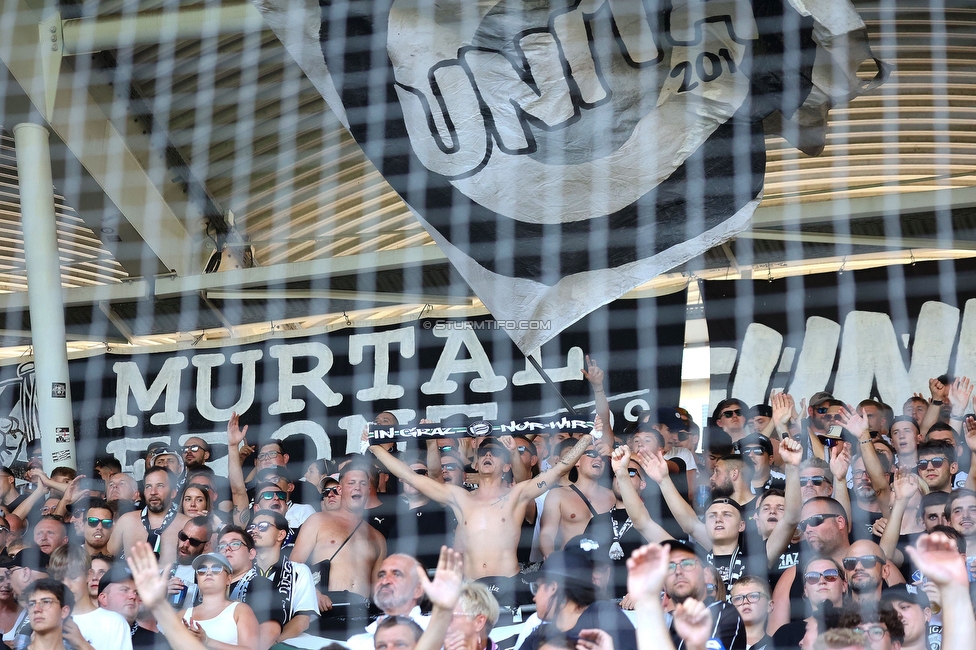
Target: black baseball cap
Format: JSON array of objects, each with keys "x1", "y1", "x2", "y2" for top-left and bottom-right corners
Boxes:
[
  {"x1": 523, "y1": 550, "x2": 594, "y2": 586},
  {"x1": 881, "y1": 583, "x2": 931, "y2": 609},
  {"x1": 98, "y1": 565, "x2": 134, "y2": 595}
]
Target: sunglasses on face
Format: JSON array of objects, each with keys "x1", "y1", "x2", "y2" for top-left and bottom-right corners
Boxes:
[
  {"x1": 178, "y1": 531, "x2": 207, "y2": 547},
  {"x1": 583, "y1": 450, "x2": 602, "y2": 459},
  {"x1": 730, "y1": 591, "x2": 765, "y2": 606},
  {"x1": 804, "y1": 569, "x2": 841, "y2": 585},
  {"x1": 414, "y1": 469, "x2": 429, "y2": 476},
  {"x1": 917, "y1": 457, "x2": 947, "y2": 470},
  {"x1": 815, "y1": 406, "x2": 829, "y2": 414},
  {"x1": 322, "y1": 487, "x2": 339, "y2": 497},
  {"x1": 86, "y1": 517, "x2": 114, "y2": 529},
  {"x1": 195, "y1": 565, "x2": 225, "y2": 577},
  {"x1": 516, "y1": 445, "x2": 531, "y2": 453},
  {"x1": 798, "y1": 513, "x2": 841, "y2": 532},
  {"x1": 246, "y1": 521, "x2": 276, "y2": 533},
  {"x1": 182, "y1": 445, "x2": 206, "y2": 454},
  {"x1": 821, "y1": 414, "x2": 844, "y2": 422},
  {"x1": 437, "y1": 445, "x2": 455, "y2": 452},
  {"x1": 441, "y1": 464, "x2": 460, "y2": 472},
  {"x1": 627, "y1": 468, "x2": 640, "y2": 477},
  {"x1": 742, "y1": 447, "x2": 766, "y2": 456},
  {"x1": 721, "y1": 409, "x2": 742, "y2": 419},
  {"x1": 799, "y1": 476, "x2": 827, "y2": 487},
  {"x1": 216, "y1": 541, "x2": 245, "y2": 552},
  {"x1": 259, "y1": 491, "x2": 287, "y2": 501},
  {"x1": 476, "y1": 447, "x2": 505, "y2": 457},
  {"x1": 676, "y1": 431, "x2": 689, "y2": 441},
  {"x1": 842, "y1": 555, "x2": 885, "y2": 571}
]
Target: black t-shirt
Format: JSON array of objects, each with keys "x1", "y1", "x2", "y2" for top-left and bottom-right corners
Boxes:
[
  {"x1": 668, "y1": 599, "x2": 746, "y2": 650},
  {"x1": 229, "y1": 574, "x2": 287, "y2": 626},
  {"x1": 849, "y1": 501, "x2": 884, "y2": 541},
  {"x1": 771, "y1": 619, "x2": 808, "y2": 650},
  {"x1": 521, "y1": 601, "x2": 637, "y2": 650},
  {"x1": 583, "y1": 507, "x2": 648, "y2": 598},
  {"x1": 365, "y1": 495, "x2": 398, "y2": 538},
  {"x1": 131, "y1": 625, "x2": 171, "y2": 650}
]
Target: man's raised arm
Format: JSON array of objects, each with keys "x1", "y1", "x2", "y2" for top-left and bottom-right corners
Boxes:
[
  {"x1": 765, "y1": 438, "x2": 803, "y2": 567},
  {"x1": 610, "y1": 446, "x2": 668, "y2": 543},
  {"x1": 227, "y1": 411, "x2": 253, "y2": 526},
  {"x1": 515, "y1": 421, "x2": 598, "y2": 502},
  {"x1": 370, "y1": 438, "x2": 458, "y2": 505},
  {"x1": 636, "y1": 448, "x2": 709, "y2": 548}
]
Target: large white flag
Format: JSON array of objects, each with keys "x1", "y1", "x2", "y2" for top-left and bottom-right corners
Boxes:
[{"x1": 255, "y1": 0, "x2": 884, "y2": 354}]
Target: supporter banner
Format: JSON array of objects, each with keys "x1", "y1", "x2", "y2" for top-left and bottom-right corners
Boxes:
[
  {"x1": 702, "y1": 259, "x2": 976, "y2": 412},
  {"x1": 367, "y1": 417, "x2": 595, "y2": 443},
  {"x1": 258, "y1": 0, "x2": 884, "y2": 354},
  {"x1": 0, "y1": 291, "x2": 685, "y2": 477}
]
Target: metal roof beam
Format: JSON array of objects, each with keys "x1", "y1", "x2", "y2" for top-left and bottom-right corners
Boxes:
[{"x1": 0, "y1": 0, "x2": 197, "y2": 276}]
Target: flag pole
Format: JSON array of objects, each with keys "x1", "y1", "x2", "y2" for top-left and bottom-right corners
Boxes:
[{"x1": 527, "y1": 355, "x2": 579, "y2": 417}]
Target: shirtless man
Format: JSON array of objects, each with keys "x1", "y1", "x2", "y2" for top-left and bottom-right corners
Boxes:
[
  {"x1": 538, "y1": 442, "x2": 614, "y2": 557},
  {"x1": 286, "y1": 459, "x2": 386, "y2": 607},
  {"x1": 369, "y1": 422, "x2": 599, "y2": 603},
  {"x1": 107, "y1": 467, "x2": 188, "y2": 568}
]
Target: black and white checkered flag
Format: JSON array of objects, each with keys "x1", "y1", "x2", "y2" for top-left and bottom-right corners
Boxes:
[{"x1": 257, "y1": 0, "x2": 884, "y2": 355}]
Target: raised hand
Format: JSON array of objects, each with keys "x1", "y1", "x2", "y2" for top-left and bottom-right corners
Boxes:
[
  {"x1": 893, "y1": 468, "x2": 920, "y2": 503},
  {"x1": 778, "y1": 437, "x2": 803, "y2": 466},
  {"x1": 930, "y1": 377, "x2": 949, "y2": 403},
  {"x1": 837, "y1": 407, "x2": 869, "y2": 439},
  {"x1": 672, "y1": 598, "x2": 714, "y2": 649},
  {"x1": 771, "y1": 392, "x2": 795, "y2": 427},
  {"x1": 829, "y1": 442, "x2": 852, "y2": 479},
  {"x1": 583, "y1": 354, "x2": 605, "y2": 388},
  {"x1": 418, "y1": 546, "x2": 464, "y2": 611},
  {"x1": 228, "y1": 411, "x2": 248, "y2": 446},
  {"x1": 965, "y1": 416, "x2": 976, "y2": 453},
  {"x1": 626, "y1": 542, "x2": 671, "y2": 603},
  {"x1": 498, "y1": 435, "x2": 517, "y2": 454},
  {"x1": 950, "y1": 377, "x2": 974, "y2": 416},
  {"x1": 611, "y1": 445, "x2": 632, "y2": 475},
  {"x1": 635, "y1": 448, "x2": 668, "y2": 484},
  {"x1": 905, "y1": 532, "x2": 970, "y2": 588},
  {"x1": 126, "y1": 541, "x2": 169, "y2": 610}
]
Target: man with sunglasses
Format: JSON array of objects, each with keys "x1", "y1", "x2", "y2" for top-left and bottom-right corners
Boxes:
[
  {"x1": 181, "y1": 438, "x2": 212, "y2": 472},
  {"x1": 216, "y1": 524, "x2": 286, "y2": 648},
  {"x1": 844, "y1": 539, "x2": 893, "y2": 607},
  {"x1": 739, "y1": 434, "x2": 785, "y2": 495},
  {"x1": 916, "y1": 441, "x2": 958, "y2": 494},
  {"x1": 250, "y1": 509, "x2": 318, "y2": 644},
  {"x1": 712, "y1": 398, "x2": 750, "y2": 445},
  {"x1": 167, "y1": 516, "x2": 212, "y2": 607},
  {"x1": 82, "y1": 499, "x2": 115, "y2": 558},
  {"x1": 386, "y1": 456, "x2": 454, "y2": 571},
  {"x1": 248, "y1": 477, "x2": 307, "y2": 542}
]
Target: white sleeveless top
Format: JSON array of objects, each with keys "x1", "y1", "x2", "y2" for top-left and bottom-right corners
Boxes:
[{"x1": 183, "y1": 601, "x2": 240, "y2": 644}]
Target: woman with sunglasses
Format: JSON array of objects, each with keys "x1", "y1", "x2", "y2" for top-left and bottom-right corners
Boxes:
[
  {"x1": 771, "y1": 556, "x2": 848, "y2": 650},
  {"x1": 182, "y1": 552, "x2": 260, "y2": 650}
]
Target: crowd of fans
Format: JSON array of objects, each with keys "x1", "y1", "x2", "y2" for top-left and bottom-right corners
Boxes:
[{"x1": 1, "y1": 357, "x2": 975, "y2": 650}]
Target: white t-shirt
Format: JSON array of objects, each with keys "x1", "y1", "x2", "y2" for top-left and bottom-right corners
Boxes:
[
  {"x1": 286, "y1": 502, "x2": 316, "y2": 528},
  {"x1": 289, "y1": 561, "x2": 319, "y2": 618},
  {"x1": 664, "y1": 446, "x2": 698, "y2": 473},
  {"x1": 73, "y1": 607, "x2": 133, "y2": 650}
]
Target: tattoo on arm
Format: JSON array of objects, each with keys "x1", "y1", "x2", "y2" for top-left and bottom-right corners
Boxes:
[
  {"x1": 559, "y1": 435, "x2": 593, "y2": 466},
  {"x1": 537, "y1": 480, "x2": 547, "y2": 489}
]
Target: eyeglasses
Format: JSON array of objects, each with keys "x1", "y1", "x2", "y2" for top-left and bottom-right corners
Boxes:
[
  {"x1": 195, "y1": 565, "x2": 226, "y2": 577},
  {"x1": 414, "y1": 469, "x2": 429, "y2": 476},
  {"x1": 917, "y1": 457, "x2": 947, "y2": 470},
  {"x1": 798, "y1": 513, "x2": 841, "y2": 532},
  {"x1": 182, "y1": 445, "x2": 206, "y2": 454},
  {"x1": 742, "y1": 447, "x2": 766, "y2": 456},
  {"x1": 529, "y1": 581, "x2": 551, "y2": 595},
  {"x1": 855, "y1": 625, "x2": 888, "y2": 641},
  {"x1": 258, "y1": 491, "x2": 287, "y2": 501},
  {"x1": 803, "y1": 569, "x2": 841, "y2": 585},
  {"x1": 583, "y1": 450, "x2": 601, "y2": 458},
  {"x1": 441, "y1": 464, "x2": 460, "y2": 472},
  {"x1": 667, "y1": 559, "x2": 700, "y2": 574},
  {"x1": 627, "y1": 468, "x2": 640, "y2": 477},
  {"x1": 256, "y1": 451, "x2": 282, "y2": 461},
  {"x1": 87, "y1": 517, "x2": 114, "y2": 529},
  {"x1": 799, "y1": 477, "x2": 827, "y2": 487},
  {"x1": 720, "y1": 409, "x2": 742, "y2": 419},
  {"x1": 322, "y1": 487, "x2": 339, "y2": 497},
  {"x1": 247, "y1": 521, "x2": 276, "y2": 533},
  {"x1": 27, "y1": 598, "x2": 57, "y2": 611},
  {"x1": 178, "y1": 531, "x2": 207, "y2": 547},
  {"x1": 216, "y1": 541, "x2": 245, "y2": 552},
  {"x1": 730, "y1": 591, "x2": 765, "y2": 606},
  {"x1": 842, "y1": 555, "x2": 885, "y2": 571}
]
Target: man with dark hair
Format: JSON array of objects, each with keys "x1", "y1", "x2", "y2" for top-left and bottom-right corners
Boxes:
[
  {"x1": 710, "y1": 455, "x2": 757, "y2": 510},
  {"x1": 217, "y1": 524, "x2": 285, "y2": 648},
  {"x1": 918, "y1": 491, "x2": 949, "y2": 532},
  {"x1": 740, "y1": 434, "x2": 785, "y2": 494},
  {"x1": 839, "y1": 602, "x2": 905, "y2": 650},
  {"x1": 0, "y1": 467, "x2": 25, "y2": 511},
  {"x1": 916, "y1": 440, "x2": 957, "y2": 493},
  {"x1": 22, "y1": 578, "x2": 77, "y2": 650},
  {"x1": 713, "y1": 398, "x2": 749, "y2": 444},
  {"x1": 945, "y1": 488, "x2": 976, "y2": 553},
  {"x1": 109, "y1": 467, "x2": 188, "y2": 568},
  {"x1": 93, "y1": 457, "x2": 122, "y2": 481},
  {"x1": 248, "y1": 509, "x2": 318, "y2": 644},
  {"x1": 857, "y1": 399, "x2": 890, "y2": 438},
  {"x1": 82, "y1": 499, "x2": 115, "y2": 557},
  {"x1": 2, "y1": 547, "x2": 49, "y2": 647},
  {"x1": 251, "y1": 468, "x2": 315, "y2": 528}
]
